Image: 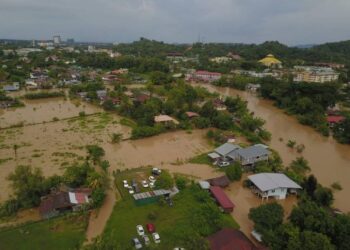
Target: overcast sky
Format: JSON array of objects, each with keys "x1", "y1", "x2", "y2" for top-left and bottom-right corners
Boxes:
[{"x1": 0, "y1": 0, "x2": 349, "y2": 45}]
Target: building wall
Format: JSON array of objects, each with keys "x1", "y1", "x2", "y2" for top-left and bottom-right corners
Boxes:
[{"x1": 267, "y1": 187, "x2": 288, "y2": 199}]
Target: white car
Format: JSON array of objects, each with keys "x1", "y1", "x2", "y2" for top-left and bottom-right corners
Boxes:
[
  {"x1": 152, "y1": 168, "x2": 162, "y2": 175},
  {"x1": 218, "y1": 161, "x2": 230, "y2": 167},
  {"x1": 152, "y1": 232, "x2": 160, "y2": 243},
  {"x1": 123, "y1": 180, "x2": 129, "y2": 188},
  {"x1": 149, "y1": 176, "x2": 156, "y2": 182},
  {"x1": 142, "y1": 180, "x2": 149, "y2": 188},
  {"x1": 149, "y1": 182, "x2": 155, "y2": 188},
  {"x1": 129, "y1": 189, "x2": 135, "y2": 194},
  {"x1": 143, "y1": 235, "x2": 150, "y2": 245},
  {"x1": 132, "y1": 238, "x2": 142, "y2": 249},
  {"x1": 136, "y1": 225, "x2": 145, "y2": 236}
]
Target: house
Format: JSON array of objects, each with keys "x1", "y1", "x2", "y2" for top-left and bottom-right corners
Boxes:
[
  {"x1": 154, "y1": 115, "x2": 179, "y2": 125},
  {"x1": 210, "y1": 186, "x2": 235, "y2": 213},
  {"x1": 248, "y1": 173, "x2": 302, "y2": 200},
  {"x1": 327, "y1": 115, "x2": 345, "y2": 127},
  {"x1": 207, "y1": 176, "x2": 231, "y2": 188},
  {"x1": 96, "y1": 90, "x2": 107, "y2": 100},
  {"x1": 111, "y1": 68, "x2": 128, "y2": 75},
  {"x1": 39, "y1": 189, "x2": 91, "y2": 219},
  {"x1": 259, "y1": 54, "x2": 282, "y2": 68},
  {"x1": 207, "y1": 228, "x2": 259, "y2": 250},
  {"x1": 234, "y1": 145, "x2": 270, "y2": 166},
  {"x1": 213, "y1": 98, "x2": 227, "y2": 111},
  {"x1": 185, "y1": 111, "x2": 199, "y2": 119},
  {"x1": 210, "y1": 57, "x2": 232, "y2": 64},
  {"x1": 166, "y1": 52, "x2": 185, "y2": 62},
  {"x1": 188, "y1": 70, "x2": 222, "y2": 82},
  {"x1": 208, "y1": 143, "x2": 241, "y2": 162},
  {"x1": 3, "y1": 83, "x2": 20, "y2": 92},
  {"x1": 134, "y1": 93, "x2": 150, "y2": 104},
  {"x1": 293, "y1": 66, "x2": 339, "y2": 83}
]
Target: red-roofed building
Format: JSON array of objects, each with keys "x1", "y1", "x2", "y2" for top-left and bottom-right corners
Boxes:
[
  {"x1": 187, "y1": 70, "x2": 222, "y2": 82},
  {"x1": 185, "y1": 111, "x2": 200, "y2": 119},
  {"x1": 327, "y1": 115, "x2": 345, "y2": 126},
  {"x1": 207, "y1": 228, "x2": 260, "y2": 250},
  {"x1": 210, "y1": 186, "x2": 235, "y2": 213}
]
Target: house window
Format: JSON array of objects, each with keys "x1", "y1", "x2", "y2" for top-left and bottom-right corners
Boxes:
[{"x1": 271, "y1": 189, "x2": 275, "y2": 193}]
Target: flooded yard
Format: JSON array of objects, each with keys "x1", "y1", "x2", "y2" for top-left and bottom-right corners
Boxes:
[{"x1": 193, "y1": 82, "x2": 350, "y2": 212}]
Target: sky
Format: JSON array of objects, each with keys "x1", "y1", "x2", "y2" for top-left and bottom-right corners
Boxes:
[{"x1": 0, "y1": 0, "x2": 349, "y2": 45}]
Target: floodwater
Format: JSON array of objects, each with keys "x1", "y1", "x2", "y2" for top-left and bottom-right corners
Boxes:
[
  {"x1": 0, "y1": 96, "x2": 101, "y2": 128},
  {"x1": 225, "y1": 175, "x2": 298, "y2": 241},
  {"x1": 193, "y1": 82, "x2": 350, "y2": 212}
]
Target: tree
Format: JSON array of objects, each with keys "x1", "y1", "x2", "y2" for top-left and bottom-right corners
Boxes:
[
  {"x1": 289, "y1": 157, "x2": 310, "y2": 175},
  {"x1": 225, "y1": 163, "x2": 242, "y2": 181},
  {"x1": 213, "y1": 113, "x2": 232, "y2": 130},
  {"x1": 86, "y1": 145, "x2": 105, "y2": 164},
  {"x1": 102, "y1": 99, "x2": 115, "y2": 111},
  {"x1": 314, "y1": 186, "x2": 334, "y2": 207},
  {"x1": 64, "y1": 162, "x2": 92, "y2": 187},
  {"x1": 303, "y1": 175, "x2": 318, "y2": 198},
  {"x1": 249, "y1": 203, "x2": 284, "y2": 232},
  {"x1": 91, "y1": 188, "x2": 106, "y2": 208},
  {"x1": 155, "y1": 171, "x2": 174, "y2": 189},
  {"x1": 7, "y1": 165, "x2": 45, "y2": 207},
  {"x1": 300, "y1": 231, "x2": 335, "y2": 250}
]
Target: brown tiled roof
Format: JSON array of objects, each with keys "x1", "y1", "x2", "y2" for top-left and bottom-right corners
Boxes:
[
  {"x1": 207, "y1": 176, "x2": 231, "y2": 188},
  {"x1": 39, "y1": 192, "x2": 72, "y2": 216},
  {"x1": 207, "y1": 228, "x2": 258, "y2": 250}
]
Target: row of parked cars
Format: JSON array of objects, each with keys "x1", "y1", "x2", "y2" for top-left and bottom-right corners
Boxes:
[
  {"x1": 132, "y1": 224, "x2": 160, "y2": 249},
  {"x1": 123, "y1": 168, "x2": 162, "y2": 194}
]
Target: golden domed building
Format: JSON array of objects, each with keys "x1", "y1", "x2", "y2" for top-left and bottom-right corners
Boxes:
[{"x1": 259, "y1": 54, "x2": 282, "y2": 68}]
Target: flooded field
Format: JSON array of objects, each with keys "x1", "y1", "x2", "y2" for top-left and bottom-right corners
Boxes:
[
  {"x1": 194, "y1": 82, "x2": 350, "y2": 212},
  {"x1": 0, "y1": 96, "x2": 101, "y2": 128}
]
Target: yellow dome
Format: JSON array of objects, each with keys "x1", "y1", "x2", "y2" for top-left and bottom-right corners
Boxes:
[{"x1": 259, "y1": 54, "x2": 282, "y2": 67}]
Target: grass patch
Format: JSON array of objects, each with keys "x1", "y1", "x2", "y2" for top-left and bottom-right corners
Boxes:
[
  {"x1": 101, "y1": 168, "x2": 239, "y2": 249},
  {"x1": 120, "y1": 118, "x2": 137, "y2": 128},
  {"x1": 0, "y1": 214, "x2": 88, "y2": 250},
  {"x1": 188, "y1": 152, "x2": 212, "y2": 166},
  {"x1": 0, "y1": 157, "x2": 13, "y2": 165}
]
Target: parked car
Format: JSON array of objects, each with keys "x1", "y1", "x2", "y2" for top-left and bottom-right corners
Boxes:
[
  {"x1": 149, "y1": 176, "x2": 156, "y2": 182},
  {"x1": 152, "y1": 232, "x2": 161, "y2": 243},
  {"x1": 143, "y1": 235, "x2": 150, "y2": 245},
  {"x1": 136, "y1": 225, "x2": 145, "y2": 236},
  {"x1": 123, "y1": 180, "x2": 129, "y2": 188},
  {"x1": 149, "y1": 182, "x2": 155, "y2": 188},
  {"x1": 142, "y1": 180, "x2": 149, "y2": 188},
  {"x1": 129, "y1": 189, "x2": 135, "y2": 194},
  {"x1": 152, "y1": 168, "x2": 162, "y2": 175},
  {"x1": 146, "y1": 223, "x2": 156, "y2": 233},
  {"x1": 218, "y1": 161, "x2": 230, "y2": 167},
  {"x1": 132, "y1": 237, "x2": 142, "y2": 249}
]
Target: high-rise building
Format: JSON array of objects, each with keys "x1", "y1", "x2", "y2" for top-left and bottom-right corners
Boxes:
[
  {"x1": 66, "y1": 38, "x2": 75, "y2": 44},
  {"x1": 53, "y1": 35, "x2": 61, "y2": 45}
]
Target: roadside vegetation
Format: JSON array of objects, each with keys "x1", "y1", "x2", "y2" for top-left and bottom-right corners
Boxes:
[{"x1": 23, "y1": 91, "x2": 65, "y2": 100}]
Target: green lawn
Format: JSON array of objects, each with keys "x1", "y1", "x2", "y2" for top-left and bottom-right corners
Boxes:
[
  {"x1": 101, "y1": 168, "x2": 239, "y2": 249},
  {"x1": 0, "y1": 214, "x2": 88, "y2": 250},
  {"x1": 188, "y1": 152, "x2": 213, "y2": 165}
]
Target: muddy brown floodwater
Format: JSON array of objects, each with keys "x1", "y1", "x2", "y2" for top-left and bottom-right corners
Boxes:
[
  {"x1": 193, "y1": 82, "x2": 350, "y2": 212},
  {"x1": 0, "y1": 95, "x2": 101, "y2": 128}
]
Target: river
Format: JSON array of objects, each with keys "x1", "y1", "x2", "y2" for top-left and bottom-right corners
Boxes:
[{"x1": 193, "y1": 82, "x2": 350, "y2": 212}]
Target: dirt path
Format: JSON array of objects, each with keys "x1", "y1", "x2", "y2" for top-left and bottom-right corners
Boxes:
[{"x1": 85, "y1": 188, "x2": 118, "y2": 243}]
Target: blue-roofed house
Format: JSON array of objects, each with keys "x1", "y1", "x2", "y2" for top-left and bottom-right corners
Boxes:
[{"x1": 208, "y1": 143, "x2": 241, "y2": 162}]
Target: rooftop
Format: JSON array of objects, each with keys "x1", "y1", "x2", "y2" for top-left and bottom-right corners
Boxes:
[
  {"x1": 248, "y1": 173, "x2": 302, "y2": 192},
  {"x1": 215, "y1": 143, "x2": 241, "y2": 156},
  {"x1": 236, "y1": 145, "x2": 270, "y2": 159}
]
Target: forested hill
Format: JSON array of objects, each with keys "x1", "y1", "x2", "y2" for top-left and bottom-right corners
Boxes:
[{"x1": 114, "y1": 38, "x2": 350, "y2": 65}]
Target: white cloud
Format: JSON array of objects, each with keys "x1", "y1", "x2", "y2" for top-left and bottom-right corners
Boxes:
[{"x1": 0, "y1": 0, "x2": 349, "y2": 44}]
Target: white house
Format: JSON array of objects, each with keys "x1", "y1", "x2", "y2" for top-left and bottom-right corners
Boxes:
[{"x1": 248, "y1": 173, "x2": 302, "y2": 200}]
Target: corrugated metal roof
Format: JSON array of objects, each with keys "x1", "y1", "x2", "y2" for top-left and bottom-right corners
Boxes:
[
  {"x1": 236, "y1": 145, "x2": 270, "y2": 159},
  {"x1": 133, "y1": 189, "x2": 171, "y2": 201},
  {"x1": 210, "y1": 186, "x2": 235, "y2": 209},
  {"x1": 214, "y1": 143, "x2": 241, "y2": 156},
  {"x1": 248, "y1": 173, "x2": 302, "y2": 192}
]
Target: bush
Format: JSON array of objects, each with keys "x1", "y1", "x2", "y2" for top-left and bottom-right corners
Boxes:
[
  {"x1": 79, "y1": 111, "x2": 86, "y2": 117},
  {"x1": 100, "y1": 160, "x2": 110, "y2": 172},
  {"x1": 0, "y1": 199, "x2": 20, "y2": 218},
  {"x1": 175, "y1": 176, "x2": 188, "y2": 190},
  {"x1": 249, "y1": 203, "x2": 284, "y2": 232},
  {"x1": 24, "y1": 91, "x2": 65, "y2": 99},
  {"x1": 193, "y1": 117, "x2": 211, "y2": 129},
  {"x1": 155, "y1": 171, "x2": 174, "y2": 189},
  {"x1": 91, "y1": 188, "x2": 106, "y2": 208},
  {"x1": 131, "y1": 125, "x2": 165, "y2": 139},
  {"x1": 225, "y1": 163, "x2": 242, "y2": 181}
]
